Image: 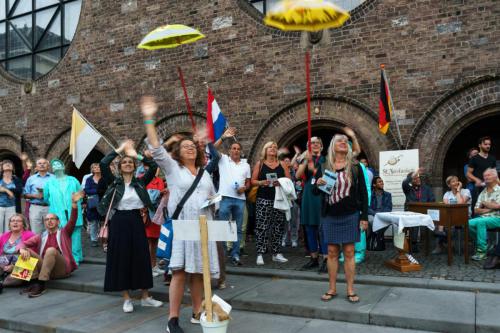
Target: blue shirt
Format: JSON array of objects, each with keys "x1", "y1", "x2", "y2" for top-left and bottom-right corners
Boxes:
[
  {"x1": 0, "y1": 179, "x2": 17, "y2": 207},
  {"x1": 23, "y1": 173, "x2": 54, "y2": 204}
]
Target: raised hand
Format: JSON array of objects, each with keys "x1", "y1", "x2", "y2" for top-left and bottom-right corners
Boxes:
[
  {"x1": 72, "y1": 191, "x2": 85, "y2": 203},
  {"x1": 223, "y1": 127, "x2": 237, "y2": 139},
  {"x1": 343, "y1": 126, "x2": 356, "y2": 139},
  {"x1": 293, "y1": 145, "x2": 302, "y2": 156},
  {"x1": 141, "y1": 96, "x2": 158, "y2": 119},
  {"x1": 123, "y1": 140, "x2": 138, "y2": 159}
]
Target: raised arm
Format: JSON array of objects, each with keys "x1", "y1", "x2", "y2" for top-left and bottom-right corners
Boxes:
[
  {"x1": 141, "y1": 96, "x2": 161, "y2": 149},
  {"x1": 100, "y1": 150, "x2": 119, "y2": 186},
  {"x1": 64, "y1": 191, "x2": 83, "y2": 236}
]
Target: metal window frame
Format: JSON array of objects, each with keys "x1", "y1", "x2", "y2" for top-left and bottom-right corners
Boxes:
[{"x1": 0, "y1": 0, "x2": 79, "y2": 80}]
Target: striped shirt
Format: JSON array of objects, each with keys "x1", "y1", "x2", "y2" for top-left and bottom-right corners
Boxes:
[{"x1": 329, "y1": 169, "x2": 351, "y2": 205}]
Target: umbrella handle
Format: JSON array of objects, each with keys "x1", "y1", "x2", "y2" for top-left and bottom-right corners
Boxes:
[
  {"x1": 177, "y1": 66, "x2": 197, "y2": 132},
  {"x1": 305, "y1": 51, "x2": 312, "y2": 153}
]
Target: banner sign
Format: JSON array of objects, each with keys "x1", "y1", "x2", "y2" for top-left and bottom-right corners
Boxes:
[{"x1": 379, "y1": 149, "x2": 419, "y2": 211}]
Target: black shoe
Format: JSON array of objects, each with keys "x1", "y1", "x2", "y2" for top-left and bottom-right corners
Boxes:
[
  {"x1": 318, "y1": 259, "x2": 328, "y2": 274},
  {"x1": 0, "y1": 282, "x2": 3, "y2": 294},
  {"x1": 166, "y1": 317, "x2": 184, "y2": 333},
  {"x1": 231, "y1": 257, "x2": 242, "y2": 266},
  {"x1": 301, "y1": 258, "x2": 319, "y2": 270},
  {"x1": 483, "y1": 256, "x2": 500, "y2": 270},
  {"x1": 28, "y1": 282, "x2": 46, "y2": 298}
]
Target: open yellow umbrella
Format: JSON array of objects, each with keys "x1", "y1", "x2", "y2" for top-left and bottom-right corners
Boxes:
[
  {"x1": 264, "y1": 0, "x2": 350, "y2": 32},
  {"x1": 138, "y1": 24, "x2": 205, "y2": 50},
  {"x1": 138, "y1": 24, "x2": 206, "y2": 130},
  {"x1": 264, "y1": 0, "x2": 350, "y2": 151}
]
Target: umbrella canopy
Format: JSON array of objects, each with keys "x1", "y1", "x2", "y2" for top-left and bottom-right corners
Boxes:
[
  {"x1": 264, "y1": 0, "x2": 350, "y2": 32},
  {"x1": 137, "y1": 24, "x2": 205, "y2": 50}
]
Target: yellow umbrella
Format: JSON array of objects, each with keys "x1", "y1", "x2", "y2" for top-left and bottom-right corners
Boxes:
[
  {"x1": 264, "y1": 0, "x2": 350, "y2": 151},
  {"x1": 138, "y1": 24, "x2": 206, "y2": 131},
  {"x1": 264, "y1": 0, "x2": 350, "y2": 32},
  {"x1": 137, "y1": 24, "x2": 205, "y2": 50}
]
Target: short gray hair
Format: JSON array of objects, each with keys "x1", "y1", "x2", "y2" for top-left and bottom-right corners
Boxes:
[{"x1": 484, "y1": 168, "x2": 499, "y2": 179}]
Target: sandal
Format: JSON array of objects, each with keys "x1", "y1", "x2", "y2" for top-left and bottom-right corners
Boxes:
[
  {"x1": 321, "y1": 291, "x2": 337, "y2": 302},
  {"x1": 346, "y1": 294, "x2": 360, "y2": 303}
]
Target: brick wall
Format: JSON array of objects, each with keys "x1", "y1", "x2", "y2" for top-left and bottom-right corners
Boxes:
[{"x1": 0, "y1": 0, "x2": 498, "y2": 189}]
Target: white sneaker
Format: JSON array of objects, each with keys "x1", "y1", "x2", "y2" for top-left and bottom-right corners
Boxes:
[
  {"x1": 256, "y1": 254, "x2": 264, "y2": 266},
  {"x1": 152, "y1": 265, "x2": 165, "y2": 277},
  {"x1": 291, "y1": 241, "x2": 298, "y2": 248},
  {"x1": 141, "y1": 296, "x2": 163, "y2": 307},
  {"x1": 281, "y1": 240, "x2": 286, "y2": 247},
  {"x1": 123, "y1": 299, "x2": 134, "y2": 313},
  {"x1": 272, "y1": 253, "x2": 288, "y2": 263}
]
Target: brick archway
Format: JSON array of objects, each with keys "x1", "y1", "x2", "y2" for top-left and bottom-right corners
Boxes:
[
  {"x1": 408, "y1": 76, "x2": 500, "y2": 188},
  {"x1": 248, "y1": 96, "x2": 397, "y2": 167}
]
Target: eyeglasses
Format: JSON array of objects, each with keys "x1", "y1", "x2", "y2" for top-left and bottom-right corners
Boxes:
[
  {"x1": 181, "y1": 144, "x2": 197, "y2": 150},
  {"x1": 311, "y1": 141, "x2": 321, "y2": 144},
  {"x1": 44, "y1": 217, "x2": 59, "y2": 221}
]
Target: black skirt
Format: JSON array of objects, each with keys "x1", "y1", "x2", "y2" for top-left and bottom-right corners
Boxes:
[{"x1": 104, "y1": 209, "x2": 153, "y2": 291}]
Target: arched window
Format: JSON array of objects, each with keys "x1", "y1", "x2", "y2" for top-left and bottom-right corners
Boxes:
[
  {"x1": 0, "y1": 0, "x2": 82, "y2": 81},
  {"x1": 248, "y1": 0, "x2": 367, "y2": 15}
]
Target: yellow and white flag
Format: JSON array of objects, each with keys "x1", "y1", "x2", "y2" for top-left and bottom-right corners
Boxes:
[{"x1": 69, "y1": 108, "x2": 102, "y2": 168}]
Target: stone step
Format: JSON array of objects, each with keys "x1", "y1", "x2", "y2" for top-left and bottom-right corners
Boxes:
[
  {"x1": 83, "y1": 257, "x2": 500, "y2": 294},
  {"x1": 36, "y1": 263, "x2": 500, "y2": 333},
  {"x1": 0, "y1": 288, "x2": 434, "y2": 333}
]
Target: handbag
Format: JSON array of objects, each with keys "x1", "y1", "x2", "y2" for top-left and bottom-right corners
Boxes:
[
  {"x1": 98, "y1": 189, "x2": 117, "y2": 244},
  {"x1": 87, "y1": 194, "x2": 99, "y2": 209},
  {"x1": 156, "y1": 168, "x2": 205, "y2": 260},
  {"x1": 247, "y1": 161, "x2": 263, "y2": 203}
]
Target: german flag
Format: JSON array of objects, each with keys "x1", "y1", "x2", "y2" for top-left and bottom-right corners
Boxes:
[{"x1": 378, "y1": 70, "x2": 392, "y2": 134}]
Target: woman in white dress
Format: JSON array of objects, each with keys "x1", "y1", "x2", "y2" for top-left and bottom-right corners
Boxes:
[{"x1": 141, "y1": 96, "x2": 219, "y2": 333}]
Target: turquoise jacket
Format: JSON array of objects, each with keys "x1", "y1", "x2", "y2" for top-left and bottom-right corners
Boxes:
[{"x1": 44, "y1": 175, "x2": 83, "y2": 228}]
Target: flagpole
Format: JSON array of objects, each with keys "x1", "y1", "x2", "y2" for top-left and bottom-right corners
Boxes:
[
  {"x1": 380, "y1": 65, "x2": 404, "y2": 149},
  {"x1": 72, "y1": 106, "x2": 116, "y2": 150}
]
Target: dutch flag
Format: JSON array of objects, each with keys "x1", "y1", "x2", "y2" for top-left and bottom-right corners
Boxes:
[{"x1": 206, "y1": 88, "x2": 226, "y2": 142}]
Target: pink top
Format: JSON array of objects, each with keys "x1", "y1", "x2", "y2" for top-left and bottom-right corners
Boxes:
[{"x1": 0, "y1": 230, "x2": 36, "y2": 255}]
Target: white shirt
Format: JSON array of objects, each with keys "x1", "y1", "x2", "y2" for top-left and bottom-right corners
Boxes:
[
  {"x1": 217, "y1": 154, "x2": 251, "y2": 200},
  {"x1": 443, "y1": 189, "x2": 471, "y2": 215},
  {"x1": 116, "y1": 183, "x2": 144, "y2": 210}
]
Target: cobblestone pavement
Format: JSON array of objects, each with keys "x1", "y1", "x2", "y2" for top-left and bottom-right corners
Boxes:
[{"x1": 81, "y1": 230, "x2": 500, "y2": 283}]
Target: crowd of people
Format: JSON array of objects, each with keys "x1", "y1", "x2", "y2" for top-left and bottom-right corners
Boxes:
[{"x1": 0, "y1": 97, "x2": 498, "y2": 332}]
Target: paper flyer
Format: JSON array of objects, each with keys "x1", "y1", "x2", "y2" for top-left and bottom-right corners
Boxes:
[{"x1": 11, "y1": 257, "x2": 39, "y2": 281}]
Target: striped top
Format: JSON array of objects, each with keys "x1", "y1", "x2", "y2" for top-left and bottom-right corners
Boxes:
[{"x1": 329, "y1": 169, "x2": 351, "y2": 205}]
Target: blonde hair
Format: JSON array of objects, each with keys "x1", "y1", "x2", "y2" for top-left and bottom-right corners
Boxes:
[
  {"x1": 326, "y1": 134, "x2": 354, "y2": 182},
  {"x1": 445, "y1": 175, "x2": 458, "y2": 187},
  {"x1": 260, "y1": 141, "x2": 278, "y2": 161}
]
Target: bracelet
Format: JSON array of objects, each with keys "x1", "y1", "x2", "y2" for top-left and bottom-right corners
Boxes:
[
  {"x1": 136, "y1": 154, "x2": 144, "y2": 161},
  {"x1": 143, "y1": 119, "x2": 155, "y2": 125}
]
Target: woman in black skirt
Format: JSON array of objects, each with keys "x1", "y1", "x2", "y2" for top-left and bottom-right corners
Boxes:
[
  {"x1": 98, "y1": 140, "x2": 163, "y2": 313},
  {"x1": 315, "y1": 134, "x2": 368, "y2": 303}
]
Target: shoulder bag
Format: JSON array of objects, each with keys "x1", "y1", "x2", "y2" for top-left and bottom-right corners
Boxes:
[{"x1": 156, "y1": 168, "x2": 205, "y2": 260}]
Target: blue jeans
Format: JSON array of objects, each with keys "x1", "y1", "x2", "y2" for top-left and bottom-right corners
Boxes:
[
  {"x1": 218, "y1": 196, "x2": 245, "y2": 259},
  {"x1": 304, "y1": 225, "x2": 327, "y2": 255}
]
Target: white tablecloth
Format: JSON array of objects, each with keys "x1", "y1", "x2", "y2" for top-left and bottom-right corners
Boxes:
[{"x1": 373, "y1": 211, "x2": 435, "y2": 234}]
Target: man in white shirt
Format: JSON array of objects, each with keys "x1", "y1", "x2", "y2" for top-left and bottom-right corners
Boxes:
[{"x1": 215, "y1": 128, "x2": 251, "y2": 266}]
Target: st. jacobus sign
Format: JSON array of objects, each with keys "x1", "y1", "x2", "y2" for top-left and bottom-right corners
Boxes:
[{"x1": 379, "y1": 149, "x2": 419, "y2": 212}]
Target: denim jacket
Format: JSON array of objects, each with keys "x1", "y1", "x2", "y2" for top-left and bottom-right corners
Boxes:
[{"x1": 368, "y1": 190, "x2": 392, "y2": 216}]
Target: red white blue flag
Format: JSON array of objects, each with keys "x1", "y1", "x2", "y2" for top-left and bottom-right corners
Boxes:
[{"x1": 206, "y1": 88, "x2": 226, "y2": 142}]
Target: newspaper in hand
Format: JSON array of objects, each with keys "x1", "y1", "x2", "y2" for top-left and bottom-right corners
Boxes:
[{"x1": 318, "y1": 169, "x2": 337, "y2": 195}]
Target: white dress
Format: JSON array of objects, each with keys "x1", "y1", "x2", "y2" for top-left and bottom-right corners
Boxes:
[{"x1": 149, "y1": 144, "x2": 220, "y2": 278}]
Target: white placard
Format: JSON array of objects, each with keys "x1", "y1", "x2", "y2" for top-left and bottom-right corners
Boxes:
[
  {"x1": 427, "y1": 209, "x2": 440, "y2": 221},
  {"x1": 379, "y1": 149, "x2": 419, "y2": 211},
  {"x1": 173, "y1": 220, "x2": 237, "y2": 242}
]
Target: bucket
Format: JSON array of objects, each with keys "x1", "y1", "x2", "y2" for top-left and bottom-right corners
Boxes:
[{"x1": 200, "y1": 319, "x2": 229, "y2": 333}]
